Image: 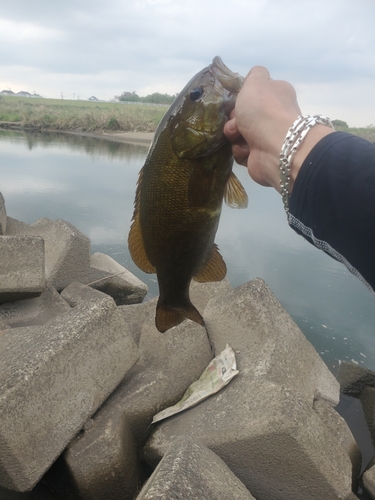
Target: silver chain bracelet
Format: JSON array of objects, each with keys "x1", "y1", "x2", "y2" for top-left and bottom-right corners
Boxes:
[{"x1": 279, "y1": 114, "x2": 334, "y2": 213}]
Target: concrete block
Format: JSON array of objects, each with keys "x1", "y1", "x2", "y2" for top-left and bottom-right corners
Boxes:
[
  {"x1": 106, "y1": 297, "x2": 212, "y2": 446},
  {"x1": 0, "y1": 317, "x2": 9, "y2": 334},
  {"x1": 190, "y1": 278, "x2": 233, "y2": 312},
  {"x1": 5, "y1": 217, "x2": 91, "y2": 291},
  {"x1": 0, "y1": 487, "x2": 27, "y2": 500},
  {"x1": 313, "y1": 399, "x2": 361, "y2": 483},
  {"x1": 116, "y1": 281, "x2": 231, "y2": 348},
  {"x1": 337, "y1": 361, "x2": 375, "y2": 397},
  {"x1": 141, "y1": 279, "x2": 354, "y2": 499},
  {"x1": 363, "y1": 464, "x2": 375, "y2": 499},
  {"x1": 143, "y1": 380, "x2": 353, "y2": 500},
  {"x1": 0, "y1": 285, "x2": 71, "y2": 327},
  {"x1": 64, "y1": 404, "x2": 140, "y2": 500},
  {"x1": 0, "y1": 235, "x2": 45, "y2": 303},
  {"x1": 118, "y1": 302, "x2": 149, "y2": 347},
  {"x1": 137, "y1": 437, "x2": 256, "y2": 500},
  {"x1": 5, "y1": 216, "x2": 32, "y2": 235},
  {"x1": 90, "y1": 252, "x2": 148, "y2": 305},
  {"x1": 6, "y1": 454, "x2": 83, "y2": 499},
  {"x1": 336, "y1": 393, "x2": 375, "y2": 476},
  {"x1": 30, "y1": 218, "x2": 91, "y2": 290},
  {"x1": 3, "y1": 213, "x2": 145, "y2": 314},
  {"x1": 204, "y1": 278, "x2": 339, "y2": 406},
  {"x1": 0, "y1": 295, "x2": 139, "y2": 491},
  {"x1": 68, "y1": 264, "x2": 145, "y2": 306},
  {"x1": 360, "y1": 387, "x2": 375, "y2": 449},
  {"x1": 0, "y1": 192, "x2": 6, "y2": 234},
  {"x1": 61, "y1": 280, "x2": 111, "y2": 307},
  {"x1": 76, "y1": 264, "x2": 114, "y2": 287}
]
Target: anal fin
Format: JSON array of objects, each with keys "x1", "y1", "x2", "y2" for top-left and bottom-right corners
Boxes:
[{"x1": 193, "y1": 244, "x2": 227, "y2": 283}]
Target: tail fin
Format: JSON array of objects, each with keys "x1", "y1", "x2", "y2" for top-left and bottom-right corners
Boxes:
[{"x1": 155, "y1": 299, "x2": 205, "y2": 333}]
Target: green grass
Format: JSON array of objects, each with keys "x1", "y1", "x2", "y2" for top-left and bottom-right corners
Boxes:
[
  {"x1": 332, "y1": 121, "x2": 375, "y2": 142},
  {"x1": 340, "y1": 127, "x2": 375, "y2": 143},
  {"x1": 0, "y1": 95, "x2": 168, "y2": 132},
  {"x1": 0, "y1": 96, "x2": 374, "y2": 141}
]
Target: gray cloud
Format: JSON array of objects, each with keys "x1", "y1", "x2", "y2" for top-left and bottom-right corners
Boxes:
[{"x1": 1, "y1": 0, "x2": 374, "y2": 125}]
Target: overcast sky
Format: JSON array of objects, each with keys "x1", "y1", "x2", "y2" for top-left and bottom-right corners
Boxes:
[{"x1": 1, "y1": 0, "x2": 374, "y2": 126}]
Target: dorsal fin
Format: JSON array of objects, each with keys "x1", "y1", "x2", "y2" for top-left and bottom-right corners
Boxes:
[
  {"x1": 188, "y1": 165, "x2": 214, "y2": 207},
  {"x1": 193, "y1": 244, "x2": 227, "y2": 283},
  {"x1": 128, "y1": 166, "x2": 156, "y2": 274},
  {"x1": 224, "y1": 171, "x2": 248, "y2": 209},
  {"x1": 128, "y1": 216, "x2": 155, "y2": 273}
]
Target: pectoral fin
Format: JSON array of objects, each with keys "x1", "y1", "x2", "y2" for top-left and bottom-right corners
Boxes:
[
  {"x1": 193, "y1": 244, "x2": 227, "y2": 282},
  {"x1": 188, "y1": 164, "x2": 214, "y2": 207},
  {"x1": 224, "y1": 171, "x2": 248, "y2": 208}
]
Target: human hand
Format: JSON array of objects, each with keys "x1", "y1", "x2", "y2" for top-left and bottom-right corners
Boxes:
[{"x1": 224, "y1": 66, "x2": 334, "y2": 193}]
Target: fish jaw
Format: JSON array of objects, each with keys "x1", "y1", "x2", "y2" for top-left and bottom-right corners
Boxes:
[
  {"x1": 149, "y1": 56, "x2": 244, "y2": 159},
  {"x1": 210, "y1": 57, "x2": 243, "y2": 121},
  {"x1": 169, "y1": 64, "x2": 240, "y2": 159},
  {"x1": 211, "y1": 56, "x2": 244, "y2": 94},
  {"x1": 171, "y1": 56, "x2": 243, "y2": 163}
]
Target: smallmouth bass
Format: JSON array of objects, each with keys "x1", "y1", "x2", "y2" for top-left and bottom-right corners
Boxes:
[{"x1": 128, "y1": 57, "x2": 248, "y2": 333}]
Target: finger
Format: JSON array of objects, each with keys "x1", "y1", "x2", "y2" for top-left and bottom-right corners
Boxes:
[
  {"x1": 245, "y1": 65, "x2": 271, "y2": 81},
  {"x1": 224, "y1": 117, "x2": 242, "y2": 143},
  {"x1": 232, "y1": 141, "x2": 250, "y2": 168}
]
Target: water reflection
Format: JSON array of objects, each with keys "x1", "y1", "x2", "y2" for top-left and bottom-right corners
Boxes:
[
  {"x1": 0, "y1": 129, "x2": 147, "y2": 160},
  {"x1": 0, "y1": 129, "x2": 374, "y2": 372}
]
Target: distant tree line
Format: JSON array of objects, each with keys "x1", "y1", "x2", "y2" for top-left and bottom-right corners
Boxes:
[
  {"x1": 331, "y1": 119, "x2": 349, "y2": 130},
  {"x1": 115, "y1": 91, "x2": 177, "y2": 105}
]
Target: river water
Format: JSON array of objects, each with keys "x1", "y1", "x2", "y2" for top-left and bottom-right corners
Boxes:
[{"x1": 1, "y1": 129, "x2": 374, "y2": 373}]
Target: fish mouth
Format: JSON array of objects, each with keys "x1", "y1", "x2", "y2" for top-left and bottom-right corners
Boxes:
[{"x1": 210, "y1": 56, "x2": 244, "y2": 94}]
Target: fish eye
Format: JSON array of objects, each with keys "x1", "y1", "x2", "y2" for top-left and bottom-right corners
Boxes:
[{"x1": 189, "y1": 87, "x2": 203, "y2": 101}]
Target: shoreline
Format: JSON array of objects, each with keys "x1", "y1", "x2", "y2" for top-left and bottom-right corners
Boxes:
[
  {"x1": 63, "y1": 129, "x2": 155, "y2": 146},
  {"x1": 2, "y1": 123, "x2": 375, "y2": 145},
  {"x1": 0, "y1": 122, "x2": 155, "y2": 146}
]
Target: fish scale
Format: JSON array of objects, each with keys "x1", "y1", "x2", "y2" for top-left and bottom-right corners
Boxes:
[{"x1": 128, "y1": 57, "x2": 248, "y2": 332}]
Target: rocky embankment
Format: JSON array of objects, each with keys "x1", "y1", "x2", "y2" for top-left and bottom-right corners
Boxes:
[{"x1": 1, "y1": 191, "x2": 375, "y2": 499}]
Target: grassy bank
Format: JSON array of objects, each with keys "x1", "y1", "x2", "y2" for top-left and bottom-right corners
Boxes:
[
  {"x1": 333, "y1": 122, "x2": 375, "y2": 142},
  {"x1": 0, "y1": 95, "x2": 374, "y2": 141},
  {"x1": 0, "y1": 96, "x2": 168, "y2": 133}
]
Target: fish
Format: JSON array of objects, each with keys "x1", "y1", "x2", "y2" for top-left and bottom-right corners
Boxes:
[{"x1": 128, "y1": 56, "x2": 248, "y2": 333}]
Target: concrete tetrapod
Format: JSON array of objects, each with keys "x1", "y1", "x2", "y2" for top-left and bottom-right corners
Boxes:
[
  {"x1": 143, "y1": 279, "x2": 355, "y2": 500},
  {"x1": 0, "y1": 294, "x2": 139, "y2": 491}
]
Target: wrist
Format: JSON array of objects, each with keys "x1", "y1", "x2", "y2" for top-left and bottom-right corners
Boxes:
[
  {"x1": 279, "y1": 116, "x2": 334, "y2": 212},
  {"x1": 290, "y1": 125, "x2": 334, "y2": 191}
]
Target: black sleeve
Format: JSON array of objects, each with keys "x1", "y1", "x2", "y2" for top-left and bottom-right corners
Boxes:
[{"x1": 288, "y1": 131, "x2": 375, "y2": 292}]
